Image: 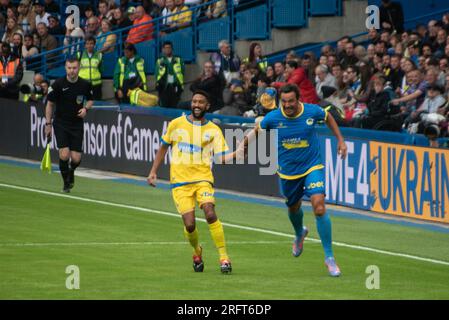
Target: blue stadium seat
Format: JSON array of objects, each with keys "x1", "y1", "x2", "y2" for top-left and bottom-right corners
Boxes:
[
  {"x1": 101, "y1": 52, "x2": 118, "y2": 78},
  {"x1": 135, "y1": 40, "x2": 157, "y2": 74},
  {"x1": 272, "y1": 0, "x2": 307, "y2": 28},
  {"x1": 197, "y1": 17, "x2": 231, "y2": 51},
  {"x1": 162, "y1": 28, "x2": 196, "y2": 63},
  {"x1": 309, "y1": 0, "x2": 341, "y2": 16},
  {"x1": 235, "y1": 4, "x2": 270, "y2": 40}
]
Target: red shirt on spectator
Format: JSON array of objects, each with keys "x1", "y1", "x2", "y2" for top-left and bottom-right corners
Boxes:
[
  {"x1": 272, "y1": 67, "x2": 319, "y2": 104},
  {"x1": 126, "y1": 14, "x2": 153, "y2": 44}
]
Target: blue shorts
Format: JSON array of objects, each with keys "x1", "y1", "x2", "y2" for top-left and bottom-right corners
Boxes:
[{"x1": 279, "y1": 168, "x2": 325, "y2": 207}]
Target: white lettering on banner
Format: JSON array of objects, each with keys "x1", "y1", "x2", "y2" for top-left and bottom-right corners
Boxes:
[
  {"x1": 110, "y1": 125, "x2": 118, "y2": 158},
  {"x1": 345, "y1": 142, "x2": 355, "y2": 205},
  {"x1": 357, "y1": 143, "x2": 369, "y2": 206},
  {"x1": 29, "y1": 106, "x2": 57, "y2": 149},
  {"x1": 326, "y1": 139, "x2": 343, "y2": 202},
  {"x1": 124, "y1": 116, "x2": 133, "y2": 160},
  {"x1": 325, "y1": 138, "x2": 369, "y2": 207}
]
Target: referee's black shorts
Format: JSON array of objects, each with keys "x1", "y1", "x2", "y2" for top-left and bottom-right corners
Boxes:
[{"x1": 53, "y1": 119, "x2": 84, "y2": 153}]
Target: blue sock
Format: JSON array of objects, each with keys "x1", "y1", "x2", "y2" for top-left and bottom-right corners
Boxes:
[
  {"x1": 316, "y1": 213, "x2": 334, "y2": 258},
  {"x1": 288, "y1": 208, "x2": 304, "y2": 238}
]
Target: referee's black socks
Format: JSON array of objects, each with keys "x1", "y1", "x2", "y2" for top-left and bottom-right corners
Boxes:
[
  {"x1": 70, "y1": 160, "x2": 80, "y2": 171},
  {"x1": 59, "y1": 159, "x2": 69, "y2": 183}
]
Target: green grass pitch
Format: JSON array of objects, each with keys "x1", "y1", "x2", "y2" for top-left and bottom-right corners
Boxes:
[{"x1": 1, "y1": 162, "x2": 449, "y2": 299}]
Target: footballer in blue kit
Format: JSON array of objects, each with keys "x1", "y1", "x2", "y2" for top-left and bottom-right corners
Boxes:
[{"x1": 240, "y1": 84, "x2": 348, "y2": 277}]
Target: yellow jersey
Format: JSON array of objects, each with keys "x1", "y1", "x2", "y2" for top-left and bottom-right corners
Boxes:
[{"x1": 161, "y1": 115, "x2": 229, "y2": 188}]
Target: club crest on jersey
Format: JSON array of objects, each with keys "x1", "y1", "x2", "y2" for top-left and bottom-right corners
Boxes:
[
  {"x1": 76, "y1": 95, "x2": 85, "y2": 104},
  {"x1": 277, "y1": 122, "x2": 287, "y2": 128},
  {"x1": 306, "y1": 118, "x2": 314, "y2": 126}
]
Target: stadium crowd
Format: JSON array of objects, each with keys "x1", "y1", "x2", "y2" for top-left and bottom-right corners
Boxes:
[{"x1": 0, "y1": 0, "x2": 449, "y2": 147}]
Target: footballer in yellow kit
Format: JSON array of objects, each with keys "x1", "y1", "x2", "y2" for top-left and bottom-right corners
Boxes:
[{"x1": 147, "y1": 91, "x2": 237, "y2": 274}]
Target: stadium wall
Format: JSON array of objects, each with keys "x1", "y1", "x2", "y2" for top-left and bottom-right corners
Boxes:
[{"x1": 1, "y1": 100, "x2": 447, "y2": 224}]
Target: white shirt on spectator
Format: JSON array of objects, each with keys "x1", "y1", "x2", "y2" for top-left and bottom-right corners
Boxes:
[
  {"x1": 315, "y1": 73, "x2": 337, "y2": 99},
  {"x1": 36, "y1": 13, "x2": 51, "y2": 27},
  {"x1": 184, "y1": 0, "x2": 202, "y2": 5}
]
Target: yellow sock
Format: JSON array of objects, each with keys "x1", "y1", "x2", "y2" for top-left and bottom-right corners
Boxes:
[
  {"x1": 184, "y1": 227, "x2": 201, "y2": 256},
  {"x1": 208, "y1": 219, "x2": 229, "y2": 261}
]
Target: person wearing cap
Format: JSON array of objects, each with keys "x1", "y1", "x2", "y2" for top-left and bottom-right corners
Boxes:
[
  {"x1": 34, "y1": 0, "x2": 51, "y2": 27},
  {"x1": 48, "y1": 13, "x2": 65, "y2": 36},
  {"x1": 126, "y1": 5, "x2": 153, "y2": 44},
  {"x1": 18, "y1": 0, "x2": 36, "y2": 33},
  {"x1": 147, "y1": 90, "x2": 237, "y2": 275},
  {"x1": 127, "y1": 6, "x2": 136, "y2": 22},
  {"x1": 113, "y1": 43, "x2": 147, "y2": 103},
  {"x1": 412, "y1": 84, "x2": 446, "y2": 123},
  {"x1": 44, "y1": 0, "x2": 59, "y2": 14},
  {"x1": 155, "y1": 40, "x2": 184, "y2": 108},
  {"x1": 0, "y1": 42, "x2": 24, "y2": 100}
]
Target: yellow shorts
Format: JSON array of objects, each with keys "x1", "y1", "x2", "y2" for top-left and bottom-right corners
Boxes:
[{"x1": 171, "y1": 182, "x2": 215, "y2": 214}]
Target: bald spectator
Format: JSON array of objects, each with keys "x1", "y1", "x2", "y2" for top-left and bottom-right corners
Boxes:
[{"x1": 126, "y1": 6, "x2": 153, "y2": 44}]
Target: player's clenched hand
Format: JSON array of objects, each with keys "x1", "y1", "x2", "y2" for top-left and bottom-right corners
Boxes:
[
  {"x1": 147, "y1": 172, "x2": 157, "y2": 187},
  {"x1": 338, "y1": 140, "x2": 347, "y2": 160},
  {"x1": 77, "y1": 107, "x2": 87, "y2": 118}
]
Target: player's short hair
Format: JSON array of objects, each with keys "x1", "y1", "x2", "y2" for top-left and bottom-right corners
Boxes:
[
  {"x1": 279, "y1": 83, "x2": 300, "y2": 100},
  {"x1": 192, "y1": 90, "x2": 211, "y2": 104},
  {"x1": 66, "y1": 57, "x2": 80, "y2": 65}
]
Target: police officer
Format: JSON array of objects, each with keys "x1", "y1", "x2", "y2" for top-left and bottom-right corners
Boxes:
[
  {"x1": 44, "y1": 57, "x2": 94, "y2": 193},
  {"x1": 155, "y1": 41, "x2": 184, "y2": 108}
]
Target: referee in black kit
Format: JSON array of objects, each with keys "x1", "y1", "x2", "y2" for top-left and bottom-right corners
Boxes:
[{"x1": 44, "y1": 57, "x2": 94, "y2": 193}]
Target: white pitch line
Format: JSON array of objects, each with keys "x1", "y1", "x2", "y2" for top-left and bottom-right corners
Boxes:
[
  {"x1": 0, "y1": 240, "x2": 290, "y2": 247},
  {"x1": 1, "y1": 183, "x2": 449, "y2": 267}
]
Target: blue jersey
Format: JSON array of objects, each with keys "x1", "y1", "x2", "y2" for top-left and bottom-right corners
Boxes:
[{"x1": 259, "y1": 103, "x2": 328, "y2": 180}]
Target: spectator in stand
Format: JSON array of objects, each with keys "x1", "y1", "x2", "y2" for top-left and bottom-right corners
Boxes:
[
  {"x1": 421, "y1": 43, "x2": 433, "y2": 59},
  {"x1": 127, "y1": 6, "x2": 136, "y2": 23},
  {"x1": 77, "y1": 36, "x2": 103, "y2": 100},
  {"x1": 205, "y1": 0, "x2": 227, "y2": 19},
  {"x1": 406, "y1": 40, "x2": 420, "y2": 66},
  {"x1": 36, "y1": 22, "x2": 57, "y2": 60},
  {"x1": 210, "y1": 39, "x2": 241, "y2": 86},
  {"x1": 379, "y1": 0, "x2": 404, "y2": 34},
  {"x1": 34, "y1": 0, "x2": 50, "y2": 27},
  {"x1": 387, "y1": 54, "x2": 404, "y2": 91},
  {"x1": 6, "y1": 6, "x2": 18, "y2": 21},
  {"x1": 44, "y1": 0, "x2": 59, "y2": 14},
  {"x1": 315, "y1": 64, "x2": 337, "y2": 99},
  {"x1": 112, "y1": 7, "x2": 132, "y2": 35},
  {"x1": 96, "y1": 19, "x2": 117, "y2": 53},
  {"x1": 85, "y1": 16, "x2": 100, "y2": 38},
  {"x1": 47, "y1": 14, "x2": 65, "y2": 36},
  {"x1": 354, "y1": 76, "x2": 391, "y2": 129},
  {"x1": 368, "y1": 28, "x2": 380, "y2": 44},
  {"x1": 340, "y1": 41, "x2": 359, "y2": 69},
  {"x1": 302, "y1": 51, "x2": 318, "y2": 83},
  {"x1": 0, "y1": 0, "x2": 10, "y2": 18},
  {"x1": 11, "y1": 32, "x2": 23, "y2": 59},
  {"x1": 98, "y1": 0, "x2": 112, "y2": 23},
  {"x1": 21, "y1": 33, "x2": 39, "y2": 68},
  {"x1": 1, "y1": 18, "x2": 23, "y2": 46},
  {"x1": 0, "y1": 42, "x2": 23, "y2": 100},
  {"x1": 81, "y1": 5, "x2": 95, "y2": 32},
  {"x1": 243, "y1": 42, "x2": 267, "y2": 74},
  {"x1": 273, "y1": 61, "x2": 285, "y2": 82},
  {"x1": 272, "y1": 60, "x2": 319, "y2": 104},
  {"x1": 190, "y1": 60, "x2": 224, "y2": 112},
  {"x1": 433, "y1": 29, "x2": 447, "y2": 58},
  {"x1": 167, "y1": 0, "x2": 191, "y2": 31},
  {"x1": 113, "y1": 42, "x2": 147, "y2": 103},
  {"x1": 155, "y1": 40, "x2": 185, "y2": 108},
  {"x1": 18, "y1": 0, "x2": 36, "y2": 33},
  {"x1": 265, "y1": 65, "x2": 275, "y2": 83},
  {"x1": 126, "y1": 5, "x2": 153, "y2": 44}
]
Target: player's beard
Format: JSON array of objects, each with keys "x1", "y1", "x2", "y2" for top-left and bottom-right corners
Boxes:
[{"x1": 192, "y1": 107, "x2": 206, "y2": 120}]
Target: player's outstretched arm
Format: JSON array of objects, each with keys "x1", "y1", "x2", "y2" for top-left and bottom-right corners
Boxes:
[
  {"x1": 147, "y1": 144, "x2": 169, "y2": 187},
  {"x1": 325, "y1": 113, "x2": 347, "y2": 160}
]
